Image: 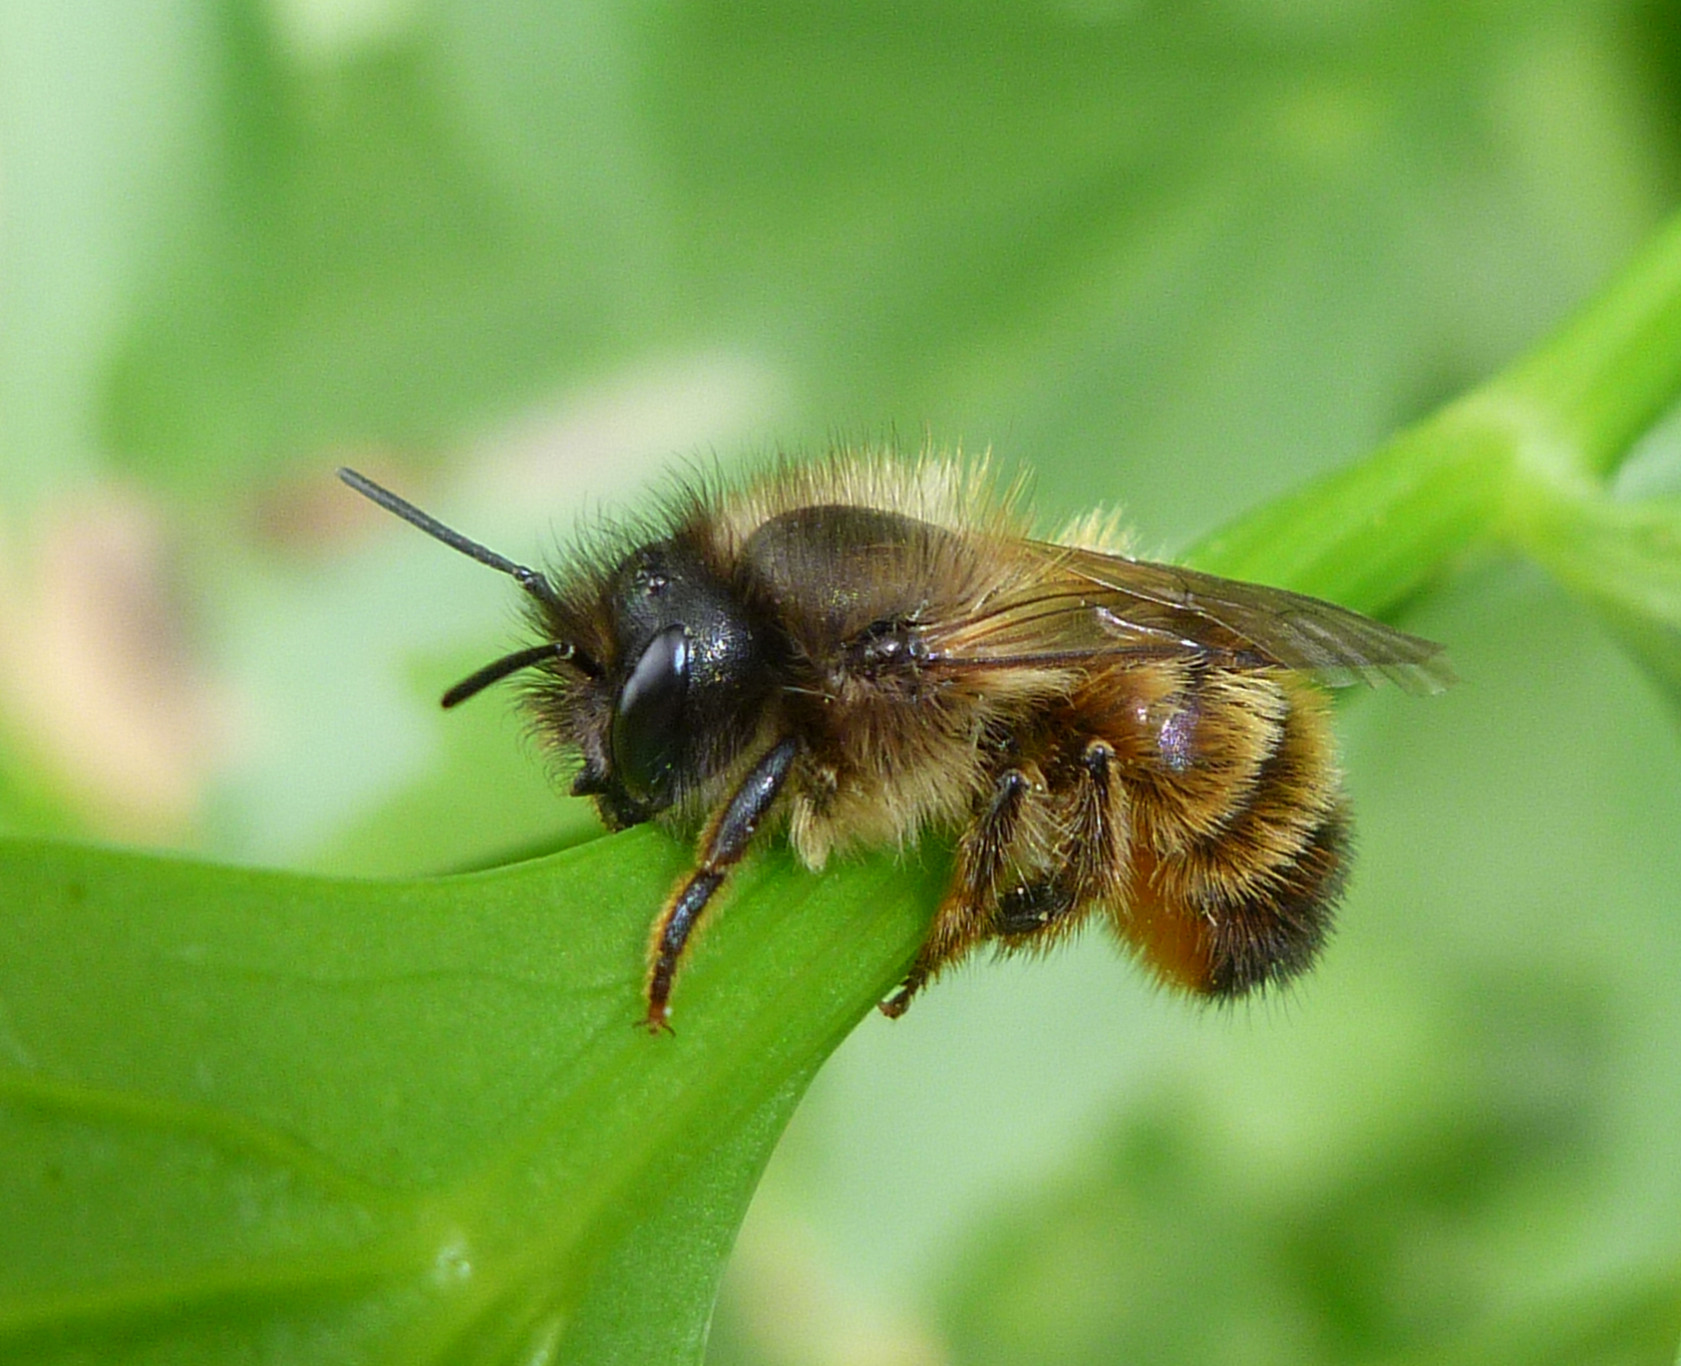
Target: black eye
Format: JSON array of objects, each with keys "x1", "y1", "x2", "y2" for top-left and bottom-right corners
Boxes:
[{"x1": 611, "y1": 624, "x2": 691, "y2": 807}]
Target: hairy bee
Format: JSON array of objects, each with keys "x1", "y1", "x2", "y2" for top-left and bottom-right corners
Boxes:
[{"x1": 340, "y1": 452, "x2": 1451, "y2": 1031}]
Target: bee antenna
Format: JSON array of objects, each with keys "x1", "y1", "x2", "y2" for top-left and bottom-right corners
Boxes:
[
  {"x1": 338, "y1": 467, "x2": 564, "y2": 614},
  {"x1": 441, "y1": 641, "x2": 596, "y2": 708}
]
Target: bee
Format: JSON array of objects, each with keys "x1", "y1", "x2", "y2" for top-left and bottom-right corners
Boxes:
[{"x1": 340, "y1": 451, "x2": 1451, "y2": 1032}]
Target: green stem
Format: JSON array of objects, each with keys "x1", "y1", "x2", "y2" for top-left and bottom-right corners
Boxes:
[
  {"x1": 1495, "y1": 208, "x2": 1681, "y2": 482},
  {"x1": 1189, "y1": 203, "x2": 1681, "y2": 608},
  {"x1": 1184, "y1": 413, "x2": 1508, "y2": 614}
]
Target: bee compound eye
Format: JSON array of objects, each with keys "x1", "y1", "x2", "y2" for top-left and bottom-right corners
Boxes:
[{"x1": 611, "y1": 623, "x2": 691, "y2": 807}]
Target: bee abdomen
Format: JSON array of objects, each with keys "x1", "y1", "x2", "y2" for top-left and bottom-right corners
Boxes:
[
  {"x1": 1118, "y1": 667, "x2": 1288, "y2": 854},
  {"x1": 1110, "y1": 679, "x2": 1350, "y2": 997},
  {"x1": 1149, "y1": 677, "x2": 1338, "y2": 906},
  {"x1": 1196, "y1": 800, "x2": 1349, "y2": 996}
]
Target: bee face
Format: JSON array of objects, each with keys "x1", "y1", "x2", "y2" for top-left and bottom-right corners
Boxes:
[
  {"x1": 558, "y1": 539, "x2": 774, "y2": 829},
  {"x1": 341, "y1": 453, "x2": 1451, "y2": 1033}
]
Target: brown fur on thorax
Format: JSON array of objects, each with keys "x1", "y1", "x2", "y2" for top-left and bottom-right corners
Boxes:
[{"x1": 669, "y1": 453, "x2": 1085, "y2": 867}]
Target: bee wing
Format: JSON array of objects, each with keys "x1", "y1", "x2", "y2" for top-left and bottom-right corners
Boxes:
[{"x1": 923, "y1": 543, "x2": 1454, "y2": 694}]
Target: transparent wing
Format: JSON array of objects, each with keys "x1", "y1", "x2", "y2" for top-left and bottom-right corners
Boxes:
[{"x1": 921, "y1": 542, "x2": 1454, "y2": 694}]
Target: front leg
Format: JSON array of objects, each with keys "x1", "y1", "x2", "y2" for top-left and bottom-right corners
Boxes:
[{"x1": 644, "y1": 738, "x2": 799, "y2": 1032}]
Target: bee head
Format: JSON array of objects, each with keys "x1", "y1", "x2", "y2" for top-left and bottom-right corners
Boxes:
[
  {"x1": 335, "y1": 469, "x2": 776, "y2": 833},
  {"x1": 561, "y1": 538, "x2": 774, "y2": 829}
]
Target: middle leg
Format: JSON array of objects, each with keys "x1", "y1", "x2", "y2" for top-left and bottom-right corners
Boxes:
[
  {"x1": 879, "y1": 764, "x2": 1030, "y2": 1018},
  {"x1": 880, "y1": 733, "x2": 1130, "y2": 1018}
]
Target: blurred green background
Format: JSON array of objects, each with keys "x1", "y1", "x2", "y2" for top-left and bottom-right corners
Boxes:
[{"x1": 4, "y1": 1, "x2": 1681, "y2": 1361}]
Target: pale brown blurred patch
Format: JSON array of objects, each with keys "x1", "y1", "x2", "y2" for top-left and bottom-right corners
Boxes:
[
  {"x1": 248, "y1": 354, "x2": 779, "y2": 563},
  {"x1": 721, "y1": 1206, "x2": 947, "y2": 1366},
  {"x1": 246, "y1": 449, "x2": 430, "y2": 558},
  {"x1": 463, "y1": 351, "x2": 782, "y2": 512},
  {"x1": 0, "y1": 485, "x2": 230, "y2": 839}
]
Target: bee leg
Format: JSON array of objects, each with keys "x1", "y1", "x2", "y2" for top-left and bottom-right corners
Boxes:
[
  {"x1": 879, "y1": 767, "x2": 1029, "y2": 1018},
  {"x1": 994, "y1": 879, "x2": 1076, "y2": 936},
  {"x1": 878, "y1": 966, "x2": 930, "y2": 1019},
  {"x1": 1068, "y1": 738, "x2": 1128, "y2": 905},
  {"x1": 993, "y1": 739, "x2": 1128, "y2": 942},
  {"x1": 644, "y1": 737, "x2": 799, "y2": 1033}
]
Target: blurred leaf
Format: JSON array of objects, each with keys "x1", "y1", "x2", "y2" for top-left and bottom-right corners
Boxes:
[
  {"x1": 98, "y1": 0, "x2": 1673, "y2": 528},
  {"x1": 0, "y1": 0, "x2": 214, "y2": 502},
  {"x1": 1412, "y1": 1267, "x2": 1681, "y2": 1366},
  {"x1": 0, "y1": 831, "x2": 940, "y2": 1364},
  {"x1": 304, "y1": 650, "x2": 601, "y2": 877},
  {"x1": 935, "y1": 976, "x2": 1661, "y2": 1365},
  {"x1": 102, "y1": 5, "x2": 661, "y2": 485}
]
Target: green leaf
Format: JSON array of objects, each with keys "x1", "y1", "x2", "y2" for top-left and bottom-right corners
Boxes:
[
  {"x1": 0, "y1": 830, "x2": 939, "y2": 1363},
  {"x1": 303, "y1": 650, "x2": 603, "y2": 878}
]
